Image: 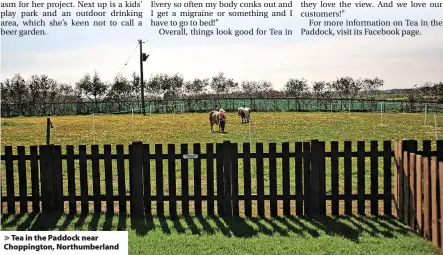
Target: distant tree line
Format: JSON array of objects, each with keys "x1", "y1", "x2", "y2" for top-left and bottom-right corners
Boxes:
[
  {"x1": 407, "y1": 82, "x2": 443, "y2": 103},
  {"x1": 1, "y1": 71, "x2": 441, "y2": 114}
]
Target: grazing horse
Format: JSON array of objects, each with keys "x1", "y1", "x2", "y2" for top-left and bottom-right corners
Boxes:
[
  {"x1": 237, "y1": 107, "x2": 251, "y2": 123},
  {"x1": 209, "y1": 110, "x2": 227, "y2": 132}
]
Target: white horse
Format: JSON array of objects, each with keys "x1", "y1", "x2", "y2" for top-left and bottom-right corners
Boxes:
[{"x1": 237, "y1": 107, "x2": 251, "y2": 123}]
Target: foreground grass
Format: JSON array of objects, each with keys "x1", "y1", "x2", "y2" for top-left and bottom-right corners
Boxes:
[{"x1": 1, "y1": 213, "x2": 439, "y2": 255}]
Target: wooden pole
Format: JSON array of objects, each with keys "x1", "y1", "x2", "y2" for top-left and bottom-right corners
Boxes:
[
  {"x1": 46, "y1": 118, "x2": 52, "y2": 145},
  {"x1": 424, "y1": 103, "x2": 427, "y2": 125},
  {"x1": 139, "y1": 40, "x2": 146, "y2": 115}
]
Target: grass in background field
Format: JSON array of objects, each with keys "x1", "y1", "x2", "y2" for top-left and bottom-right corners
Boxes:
[{"x1": 1, "y1": 112, "x2": 440, "y2": 148}]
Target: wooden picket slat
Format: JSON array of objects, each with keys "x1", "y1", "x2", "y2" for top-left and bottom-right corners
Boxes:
[
  {"x1": 416, "y1": 154, "x2": 423, "y2": 235},
  {"x1": 269, "y1": 142, "x2": 278, "y2": 217},
  {"x1": 79, "y1": 145, "x2": 88, "y2": 214},
  {"x1": 295, "y1": 142, "x2": 303, "y2": 216},
  {"x1": 168, "y1": 144, "x2": 177, "y2": 219},
  {"x1": 423, "y1": 140, "x2": 432, "y2": 233},
  {"x1": 40, "y1": 145, "x2": 55, "y2": 213},
  {"x1": 410, "y1": 141, "x2": 418, "y2": 229},
  {"x1": 116, "y1": 145, "x2": 126, "y2": 214},
  {"x1": 223, "y1": 141, "x2": 232, "y2": 217},
  {"x1": 17, "y1": 146, "x2": 27, "y2": 214},
  {"x1": 155, "y1": 144, "x2": 164, "y2": 216},
  {"x1": 357, "y1": 141, "x2": 365, "y2": 215},
  {"x1": 303, "y1": 142, "x2": 311, "y2": 215},
  {"x1": 344, "y1": 141, "x2": 352, "y2": 215},
  {"x1": 370, "y1": 141, "x2": 378, "y2": 216},
  {"x1": 30, "y1": 146, "x2": 40, "y2": 212},
  {"x1": 282, "y1": 142, "x2": 290, "y2": 216},
  {"x1": 398, "y1": 142, "x2": 405, "y2": 222},
  {"x1": 206, "y1": 143, "x2": 215, "y2": 216},
  {"x1": 53, "y1": 145, "x2": 63, "y2": 212},
  {"x1": 319, "y1": 141, "x2": 326, "y2": 215},
  {"x1": 130, "y1": 142, "x2": 144, "y2": 217},
  {"x1": 104, "y1": 145, "x2": 113, "y2": 214},
  {"x1": 91, "y1": 145, "x2": 101, "y2": 213},
  {"x1": 439, "y1": 161, "x2": 443, "y2": 249},
  {"x1": 383, "y1": 141, "x2": 392, "y2": 216},
  {"x1": 331, "y1": 141, "x2": 339, "y2": 215},
  {"x1": 181, "y1": 144, "x2": 190, "y2": 216},
  {"x1": 431, "y1": 159, "x2": 438, "y2": 247},
  {"x1": 310, "y1": 140, "x2": 320, "y2": 215},
  {"x1": 409, "y1": 152, "x2": 416, "y2": 229},
  {"x1": 437, "y1": 141, "x2": 443, "y2": 249},
  {"x1": 216, "y1": 143, "x2": 224, "y2": 215},
  {"x1": 256, "y1": 143, "x2": 265, "y2": 217},
  {"x1": 403, "y1": 148, "x2": 410, "y2": 225},
  {"x1": 231, "y1": 143, "x2": 239, "y2": 217},
  {"x1": 424, "y1": 156, "x2": 431, "y2": 239},
  {"x1": 194, "y1": 143, "x2": 202, "y2": 216},
  {"x1": 5, "y1": 146, "x2": 15, "y2": 214},
  {"x1": 243, "y1": 143, "x2": 252, "y2": 217},
  {"x1": 393, "y1": 142, "x2": 399, "y2": 217},
  {"x1": 66, "y1": 145, "x2": 76, "y2": 214},
  {"x1": 143, "y1": 144, "x2": 151, "y2": 216},
  {"x1": 129, "y1": 145, "x2": 132, "y2": 214}
]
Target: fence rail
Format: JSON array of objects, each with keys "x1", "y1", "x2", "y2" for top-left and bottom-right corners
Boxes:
[{"x1": 2, "y1": 98, "x2": 443, "y2": 117}]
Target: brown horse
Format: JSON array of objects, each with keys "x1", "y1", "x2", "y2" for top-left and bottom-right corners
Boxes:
[{"x1": 209, "y1": 110, "x2": 226, "y2": 132}]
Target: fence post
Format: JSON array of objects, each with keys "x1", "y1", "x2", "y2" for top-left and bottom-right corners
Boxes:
[
  {"x1": 46, "y1": 118, "x2": 53, "y2": 145},
  {"x1": 130, "y1": 141, "x2": 144, "y2": 217},
  {"x1": 223, "y1": 141, "x2": 233, "y2": 218},
  {"x1": 39, "y1": 145, "x2": 55, "y2": 213}
]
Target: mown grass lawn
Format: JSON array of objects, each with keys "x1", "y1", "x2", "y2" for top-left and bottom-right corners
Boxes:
[
  {"x1": 1, "y1": 213, "x2": 439, "y2": 255},
  {"x1": 0, "y1": 112, "x2": 438, "y2": 148}
]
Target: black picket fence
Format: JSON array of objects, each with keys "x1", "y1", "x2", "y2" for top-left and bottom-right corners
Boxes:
[{"x1": 5, "y1": 140, "x2": 431, "y2": 218}]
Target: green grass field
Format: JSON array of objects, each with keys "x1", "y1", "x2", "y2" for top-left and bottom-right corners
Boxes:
[
  {"x1": 1, "y1": 112, "x2": 439, "y2": 147},
  {"x1": 1, "y1": 112, "x2": 440, "y2": 213},
  {"x1": 1, "y1": 213, "x2": 439, "y2": 255},
  {"x1": 1, "y1": 112, "x2": 440, "y2": 254}
]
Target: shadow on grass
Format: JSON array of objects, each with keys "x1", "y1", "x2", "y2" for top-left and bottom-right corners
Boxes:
[{"x1": 1, "y1": 213, "x2": 413, "y2": 243}]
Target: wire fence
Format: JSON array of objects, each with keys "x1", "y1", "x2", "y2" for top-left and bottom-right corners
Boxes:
[{"x1": 2, "y1": 98, "x2": 443, "y2": 117}]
